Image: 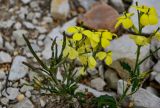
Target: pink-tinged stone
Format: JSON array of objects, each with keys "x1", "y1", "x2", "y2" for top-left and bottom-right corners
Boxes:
[{"x1": 78, "y1": 3, "x2": 119, "y2": 32}]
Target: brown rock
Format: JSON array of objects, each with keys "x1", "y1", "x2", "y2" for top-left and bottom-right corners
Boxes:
[
  {"x1": 78, "y1": 3, "x2": 119, "y2": 32},
  {"x1": 110, "y1": 58, "x2": 135, "y2": 80}
]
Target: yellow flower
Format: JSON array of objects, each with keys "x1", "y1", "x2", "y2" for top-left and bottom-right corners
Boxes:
[
  {"x1": 88, "y1": 56, "x2": 97, "y2": 69},
  {"x1": 67, "y1": 26, "x2": 84, "y2": 41},
  {"x1": 63, "y1": 46, "x2": 78, "y2": 60},
  {"x1": 83, "y1": 30, "x2": 100, "y2": 48},
  {"x1": 79, "y1": 67, "x2": 86, "y2": 75},
  {"x1": 79, "y1": 55, "x2": 88, "y2": 65},
  {"x1": 134, "y1": 6, "x2": 158, "y2": 26},
  {"x1": 115, "y1": 13, "x2": 133, "y2": 29},
  {"x1": 155, "y1": 32, "x2": 160, "y2": 41},
  {"x1": 130, "y1": 35, "x2": 150, "y2": 46},
  {"x1": 96, "y1": 51, "x2": 112, "y2": 65}
]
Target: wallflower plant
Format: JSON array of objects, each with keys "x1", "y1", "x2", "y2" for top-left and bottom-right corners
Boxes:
[{"x1": 23, "y1": 2, "x2": 160, "y2": 108}]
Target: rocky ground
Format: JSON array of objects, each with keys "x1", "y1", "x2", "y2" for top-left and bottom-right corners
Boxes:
[{"x1": 0, "y1": 0, "x2": 160, "y2": 108}]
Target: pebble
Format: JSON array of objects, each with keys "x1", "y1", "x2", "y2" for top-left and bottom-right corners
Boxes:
[
  {"x1": 20, "y1": 85, "x2": 34, "y2": 93},
  {"x1": 50, "y1": 0, "x2": 70, "y2": 20},
  {"x1": 23, "y1": 21, "x2": 35, "y2": 29},
  {"x1": 9, "y1": 56, "x2": 29, "y2": 81},
  {"x1": 13, "y1": 30, "x2": 28, "y2": 46},
  {"x1": 90, "y1": 77, "x2": 106, "y2": 91},
  {"x1": 21, "y1": 0, "x2": 31, "y2": 4},
  {"x1": 2, "y1": 87, "x2": 19, "y2": 100},
  {"x1": 1, "y1": 97, "x2": 9, "y2": 105},
  {"x1": 36, "y1": 26, "x2": 47, "y2": 33},
  {"x1": 0, "y1": 70, "x2": 6, "y2": 80},
  {"x1": 25, "y1": 91, "x2": 31, "y2": 98},
  {"x1": 78, "y1": 0, "x2": 97, "y2": 11},
  {"x1": 78, "y1": 3, "x2": 119, "y2": 32},
  {"x1": 0, "y1": 51, "x2": 12, "y2": 63},
  {"x1": 12, "y1": 98, "x2": 34, "y2": 108},
  {"x1": 14, "y1": 22, "x2": 22, "y2": 30},
  {"x1": 146, "y1": 86, "x2": 159, "y2": 96},
  {"x1": 0, "y1": 33, "x2": 3, "y2": 48},
  {"x1": 0, "y1": 20, "x2": 15, "y2": 29},
  {"x1": 104, "y1": 68, "x2": 119, "y2": 89},
  {"x1": 110, "y1": 0, "x2": 125, "y2": 13},
  {"x1": 153, "y1": 60, "x2": 160, "y2": 73}
]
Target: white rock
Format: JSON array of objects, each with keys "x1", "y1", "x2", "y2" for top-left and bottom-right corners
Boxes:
[
  {"x1": 43, "y1": 17, "x2": 53, "y2": 24},
  {"x1": 48, "y1": 26, "x2": 63, "y2": 40},
  {"x1": 77, "y1": 83, "x2": 112, "y2": 97},
  {"x1": 129, "y1": 0, "x2": 160, "y2": 34},
  {"x1": 61, "y1": 17, "x2": 77, "y2": 33},
  {"x1": 5, "y1": 42, "x2": 15, "y2": 52},
  {"x1": 1, "y1": 97, "x2": 9, "y2": 105},
  {"x1": 0, "y1": 70, "x2": 6, "y2": 80},
  {"x1": 155, "y1": 73, "x2": 160, "y2": 84},
  {"x1": 153, "y1": 60, "x2": 160, "y2": 72},
  {"x1": 151, "y1": 39, "x2": 160, "y2": 59},
  {"x1": 150, "y1": 71, "x2": 158, "y2": 81},
  {"x1": 42, "y1": 38, "x2": 52, "y2": 60},
  {"x1": 23, "y1": 21, "x2": 35, "y2": 29},
  {"x1": 110, "y1": 0, "x2": 125, "y2": 13},
  {"x1": 36, "y1": 26, "x2": 47, "y2": 33},
  {"x1": 117, "y1": 80, "x2": 131, "y2": 95},
  {"x1": 0, "y1": 51, "x2": 12, "y2": 63},
  {"x1": 14, "y1": 22, "x2": 22, "y2": 30},
  {"x1": 20, "y1": 85, "x2": 34, "y2": 93},
  {"x1": 78, "y1": 0, "x2": 96, "y2": 11},
  {"x1": 90, "y1": 77, "x2": 106, "y2": 91},
  {"x1": 132, "y1": 88, "x2": 160, "y2": 108},
  {"x1": 21, "y1": 0, "x2": 31, "y2": 4},
  {"x1": 12, "y1": 98, "x2": 34, "y2": 108},
  {"x1": 146, "y1": 86, "x2": 159, "y2": 96},
  {"x1": 106, "y1": 34, "x2": 151, "y2": 71},
  {"x1": 0, "y1": 20, "x2": 15, "y2": 29},
  {"x1": 13, "y1": 30, "x2": 28, "y2": 46},
  {"x1": 2, "y1": 87, "x2": 19, "y2": 100},
  {"x1": 25, "y1": 91, "x2": 31, "y2": 98},
  {"x1": 18, "y1": 7, "x2": 28, "y2": 20},
  {"x1": 50, "y1": 0, "x2": 70, "y2": 20},
  {"x1": 9, "y1": 56, "x2": 29, "y2": 81}
]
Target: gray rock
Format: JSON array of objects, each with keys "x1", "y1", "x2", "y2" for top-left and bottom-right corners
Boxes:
[
  {"x1": 48, "y1": 26, "x2": 63, "y2": 40},
  {"x1": 129, "y1": 0, "x2": 160, "y2": 34},
  {"x1": 36, "y1": 26, "x2": 47, "y2": 33},
  {"x1": 9, "y1": 56, "x2": 29, "y2": 81},
  {"x1": 42, "y1": 37, "x2": 52, "y2": 60},
  {"x1": 20, "y1": 85, "x2": 34, "y2": 93},
  {"x1": 132, "y1": 88, "x2": 160, "y2": 108},
  {"x1": 155, "y1": 73, "x2": 160, "y2": 84},
  {"x1": 12, "y1": 98, "x2": 34, "y2": 108},
  {"x1": 78, "y1": 0, "x2": 96, "y2": 11},
  {"x1": 0, "y1": 51, "x2": 12, "y2": 63},
  {"x1": 151, "y1": 39, "x2": 160, "y2": 59},
  {"x1": 42, "y1": 17, "x2": 53, "y2": 24},
  {"x1": 50, "y1": 0, "x2": 70, "y2": 20},
  {"x1": 110, "y1": 0, "x2": 125, "y2": 13},
  {"x1": 150, "y1": 71, "x2": 158, "y2": 81},
  {"x1": 117, "y1": 80, "x2": 131, "y2": 95},
  {"x1": 87, "y1": 68, "x2": 98, "y2": 76},
  {"x1": 61, "y1": 17, "x2": 77, "y2": 33},
  {"x1": 5, "y1": 42, "x2": 15, "y2": 52},
  {"x1": 104, "y1": 69, "x2": 119, "y2": 89},
  {"x1": 1, "y1": 98, "x2": 9, "y2": 105},
  {"x1": 14, "y1": 22, "x2": 22, "y2": 30},
  {"x1": 0, "y1": 70, "x2": 6, "y2": 80},
  {"x1": 153, "y1": 60, "x2": 160, "y2": 72},
  {"x1": 18, "y1": 7, "x2": 28, "y2": 20},
  {"x1": 23, "y1": 21, "x2": 35, "y2": 29},
  {"x1": 2, "y1": 87, "x2": 19, "y2": 100},
  {"x1": 0, "y1": 20, "x2": 15, "y2": 29},
  {"x1": 13, "y1": 30, "x2": 28, "y2": 46},
  {"x1": 106, "y1": 34, "x2": 151, "y2": 72},
  {"x1": 21, "y1": 0, "x2": 31, "y2": 4},
  {"x1": 0, "y1": 33, "x2": 3, "y2": 48},
  {"x1": 25, "y1": 91, "x2": 31, "y2": 98},
  {"x1": 146, "y1": 86, "x2": 159, "y2": 96},
  {"x1": 90, "y1": 77, "x2": 106, "y2": 91}
]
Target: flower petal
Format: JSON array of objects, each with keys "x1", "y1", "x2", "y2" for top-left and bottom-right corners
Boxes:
[
  {"x1": 96, "y1": 52, "x2": 106, "y2": 60},
  {"x1": 67, "y1": 26, "x2": 79, "y2": 33},
  {"x1": 122, "y1": 18, "x2": 133, "y2": 29},
  {"x1": 73, "y1": 33, "x2": 82, "y2": 41},
  {"x1": 149, "y1": 15, "x2": 158, "y2": 25},
  {"x1": 105, "y1": 55, "x2": 112, "y2": 65},
  {"x1": 140, "y1": 14, "x2": 149, "y2": 26},
  {"x1": 88, "y1": 56, "x2": 97, "y2": 69},
  {"x1": 101, "y1": 38, "x2": 110, "y2": 48}
]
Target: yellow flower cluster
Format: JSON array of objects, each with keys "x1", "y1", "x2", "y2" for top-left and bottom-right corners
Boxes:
[{"x1": 63, "y1": 26, "x2": 114, "y2": 74}]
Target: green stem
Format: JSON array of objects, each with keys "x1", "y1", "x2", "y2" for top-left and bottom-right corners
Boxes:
[
  {"x1": 134, "y1": 45, "x2": 141, "y2": 75},
  {"x1": 138, "y1": 46, "x2": 160, "y2": 65}
]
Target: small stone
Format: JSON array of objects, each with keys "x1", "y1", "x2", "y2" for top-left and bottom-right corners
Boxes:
[
  {"x1": 78, "y1": 3, "x2": 119, "y2": 32},
  {"x1": 43, "y1": 17, "x2": 53, "y2": 24},
  {"x1": 36, "y1": 26, "x2": 47, "y2": 33},
  {"x1": 13, "y1": 30, "x2": 28, "y2": 46},
  {"x1": 104, "y1": 68, "x2": 119, "y2": 89},
  {"x1": 155, "y1": 73, "x2": 160, "y2": 84},
  {"x1": 5, "y1": 42, "x2": 14, "y2": 52},
  {"x1": 14, "y1": 22, "x2": 22, "y2": 30},
  {"x1": 48, "y1": 26, "x2": 63, "y2": 40},
  {"x1": 42, "y1": 37, "x2": 52, "y2": 60},
  {"x1": 150, "y1": 71, "x2": 158, "y2": 81},
  {"x1": 50, "y1": 0, "x2": 70, "y2": 20},
  {"x1": 2, "y1": 87, "x2": 19, "y2": 100},
  {"x1": 23, "y1": 21, "x2": 35, "y2": 29},
  {"x1": 87, "y1": 68, "x2": 98, "y2": 76},
  {"x1": 0, "y1": 51, "x2": 12, "y2": 63},
  {"x1": 90, "y1": 77, "x2": 106, "y2": 91},
  {"x1": 20, "y1": 85, "x2": 34, "y2": 93},
  {"x1": 0, "y1": 33, "x2": 3, "y2": 48},
  {"x1": 25, "y1": 91, "x2": 31, "y2": 98},
  {"x1": 153, "y1": 61, "x2": 160, "y2": 73},
  {"x1": 12, "y1": 98, "x2": 34, "y2": 108},
  {"x1": 0, "y1": 20, "x2": 15, "y2": 29},
  {"x1": 9, "y1": 56, "x2": 29, "y2": 81},
  {"x1": 78, "y1": 0, "x2": 96, "y2": 11},
  {"x1": 0, "y1": 70, "x2": 6, "y2": 80},
  {"x1": 17, "y1": 94, "x2": 25, "y2": 101},
  {"x1": 1, "y1": 97, "x2": 9, "y2": 105},
  {"x1": 146, "y1": 86, "x2": 159, "y2": 96},
  {"x1": 40, "y1": 98, "x2": 46, "y2": 107},
  {"x1": 26, "y1": 12, "x2": 35, "y2": 21},
  {"x1": 110, "y1": 0, "x2": 125, "y2": 13},
  {"x1": 21, "y1": 0, "x2": 31, "y2": 4}
]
